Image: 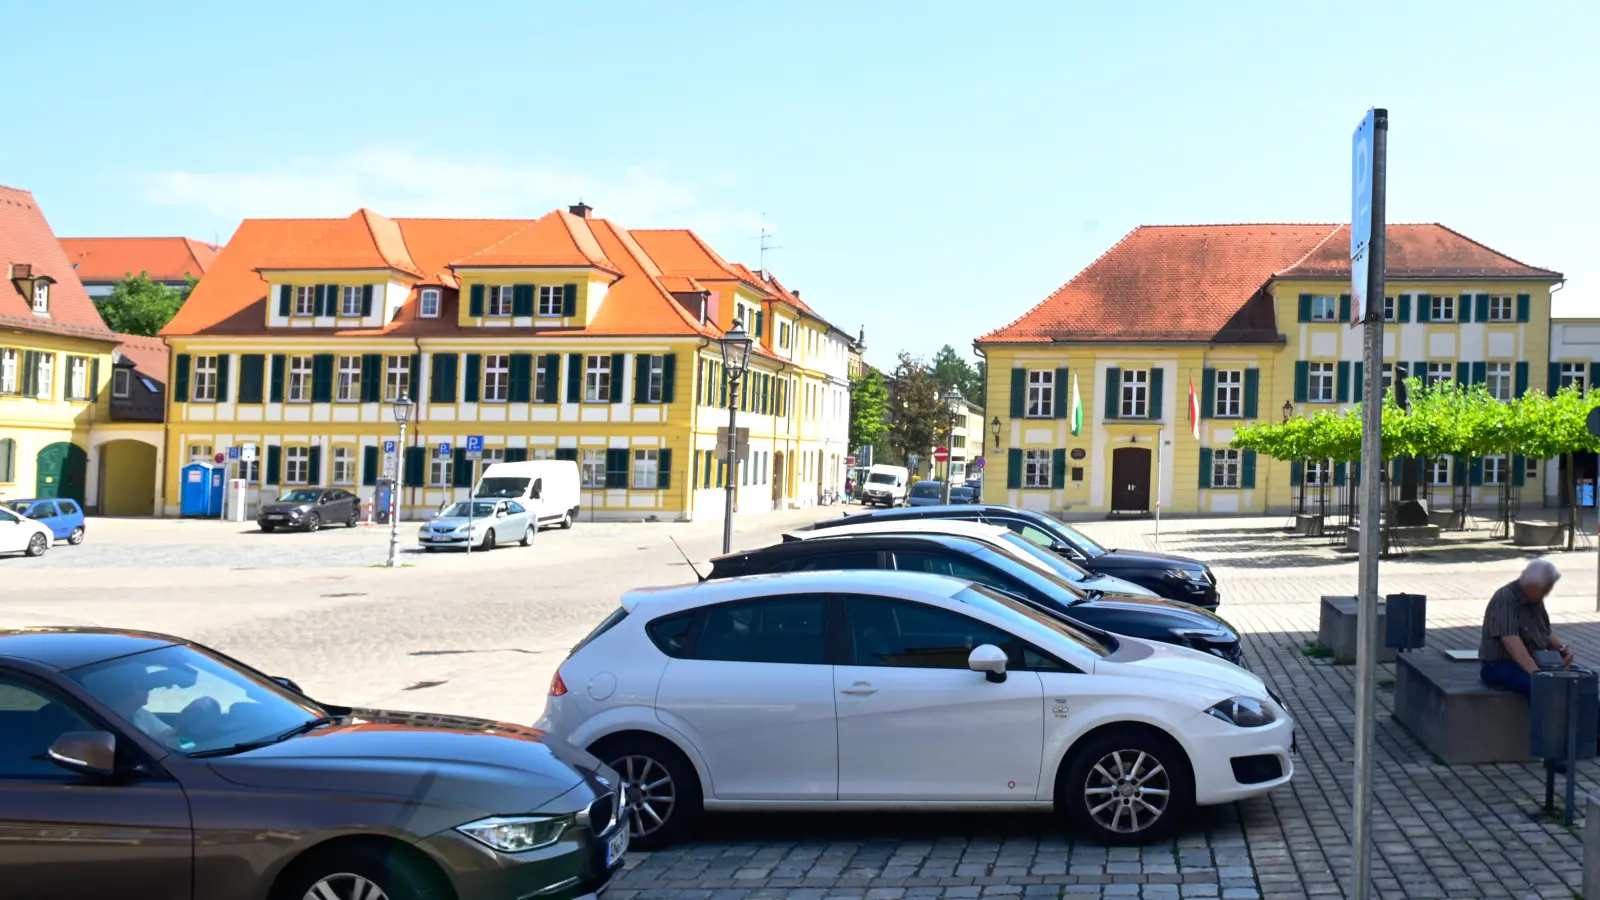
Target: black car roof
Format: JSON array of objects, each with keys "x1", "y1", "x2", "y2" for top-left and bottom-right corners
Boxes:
[
  {"x1": 724, "y1": 533, "x2": 991, "y2": 561},
  {"x1": 0, "y1": 628, "x2": 182, "y2": 670},
  {"x1": 812, "y1": 504, "x2": 1053, "y2": 529}
]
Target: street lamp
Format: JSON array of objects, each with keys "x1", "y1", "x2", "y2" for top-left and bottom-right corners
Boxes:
[
  {"x1": 941, "y1": 387, "x2": 964, "y2": 505},
  {"x1": 990, "y1": 415, "x2": 1002, "y2": 449},
  {"x1": 387, "y1": 392, "x2": 414, "y2": 568},
  {"x1": 1282, "y1": 400, "x2": 1294, "y2": 423},
  {"x1": 719, "y1": 322, "x2": 754, "y2": 553}
]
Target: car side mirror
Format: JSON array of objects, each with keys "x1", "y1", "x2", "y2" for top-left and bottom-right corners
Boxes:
[
  {"x1": 1049, "y1": 541, "x2": 1074, "y2": 556},
  {"x1": 48, "y1": 731, "x2": 117, "y2": 777},
  {"x1": 968, "y1": 644, "x2": 1009, "y2": 683},
  {"x1": 272, "y1": 676, "x2": 305, "y2": 695}
]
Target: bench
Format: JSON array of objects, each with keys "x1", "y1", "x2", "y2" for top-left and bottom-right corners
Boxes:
[
  {"x1": 1393, "y1": 651, "x2": 1532, "y2": 764},
  {"x1": 1317, "y1": 595, "x2": 1397, "y2": 665},
  {"x1": 1514, "y1": 520, "x2": 1567, "y2": 548},
  {"x1": 1342, "y1": 523, "x2": 1441, "y2": 551}
]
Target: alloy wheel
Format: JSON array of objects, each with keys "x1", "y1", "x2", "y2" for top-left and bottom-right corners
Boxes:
[
  {"x1": 27, "y1": 533, "x2": 47, "y2": 556},
  {"x1": 306, "y1": 513, "x2": 320, "y2": 533},
  {"x1": 69, "y1": 526, "x2": 85, "y2": 545},
  {"x1": 1083, "y1": 748, "x2": 1170, "y2": 835},
  {"x1": 301, "y1": 872, "x2": 389, "y2": 900},
  {"x1": 614, "y1": 754, "x2": 676, "y2": 838}
]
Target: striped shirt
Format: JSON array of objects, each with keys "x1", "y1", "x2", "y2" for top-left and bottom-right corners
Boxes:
[{"x1": 1479, "y1": 580, "x2": 1551, "y2": 663}]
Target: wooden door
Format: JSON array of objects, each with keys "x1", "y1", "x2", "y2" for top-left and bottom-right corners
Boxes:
[
  {"x1": 1111, "y1": 447, "x2": 1151, "y2": 513},
  {"x1": 35, "y1": 442, "x2": 87, "y2": 502}
]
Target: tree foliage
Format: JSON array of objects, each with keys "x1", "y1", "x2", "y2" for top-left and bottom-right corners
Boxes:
[
  {"x1": 848, "y1": 371, "x2": 890, "y2": 453},
  {"x1": 929, "y1": 344, "x2": 983, "y2": 407},
  {"x1": 95, "y1": 271, "x2": 195, "y2": 336},
  {"x1": 885, "y1": 352, "x2": 946, "y2": 467}
]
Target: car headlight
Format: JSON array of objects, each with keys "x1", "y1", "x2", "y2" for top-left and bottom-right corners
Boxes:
[
  {"x1": 1167, "y1": 569, "x2": 1207, "y2": 583},
  {"x1": 456, "y1": 815, "x2": 571, "y2": 852},
  {"x1": 1206, "y1": 697, "x2": 1275, "y2": 727}
]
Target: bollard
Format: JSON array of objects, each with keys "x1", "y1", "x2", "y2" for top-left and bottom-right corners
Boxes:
[
  {"x1": 1384, "y1": 592, "x2": 1427, "y2": 651},
  {"x1": 1532, "y1": 668, "x2": 1598, "y2": 824},
  {"x1": 1586, "y1": 795, "x2": 1600, "y2": 899}
]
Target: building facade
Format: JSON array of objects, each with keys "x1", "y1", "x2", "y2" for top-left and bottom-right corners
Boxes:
[
  {"x1": 158, "y1": 205, "x2": 849, "y2": 520},
  {"x1": 977, "y1": 224, "x2": 1562, "y2": 516},
  {"x1": 60, "y1": 236, "x2": 218, "y2": 298},
  {"x1": 1545, "y1": 318, "x2": 1600, "y2": 509}
]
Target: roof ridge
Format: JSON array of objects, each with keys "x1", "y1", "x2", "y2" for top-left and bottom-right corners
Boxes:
[
  {"x1": 594, "y1": 220, "x2": 707, "y2": 334},
  {"x1": 1276, "y1": 224, "x2": 1345, "y2": 276},
  {"x1": 977, "y1": 225, "x2": 1146, "y2": 343},
  {"x1": 1430, "y1": 221, "x2": 1560, "y2": 275}
]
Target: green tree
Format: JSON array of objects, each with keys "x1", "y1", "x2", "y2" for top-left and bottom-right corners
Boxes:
[
  {"x1": 929, "y1": 344, "x2": 983, "y2": 405},
  {"x1": 848, "y1": 371, "x2": 890, "y2": 453},
  {"x1": 885, "y1": 352, "x2": 945, "y2": 470},
  {"x1": 95, "y1": 271, "x2": 194, "y2": 336}
]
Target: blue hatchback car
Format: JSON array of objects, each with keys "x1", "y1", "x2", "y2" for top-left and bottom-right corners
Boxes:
[{"x1": 4, "y1": 499, "x2": 86, "y2": 546}]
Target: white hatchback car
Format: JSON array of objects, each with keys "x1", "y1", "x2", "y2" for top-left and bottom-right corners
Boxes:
[
  {"x1": 0, "y1": 505, "x2": 52, "y2": 557},
  {"x1": 537, "y1": 570, "x2": 1293, "y2": 848}
]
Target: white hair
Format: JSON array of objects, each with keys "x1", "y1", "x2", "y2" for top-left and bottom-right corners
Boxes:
[{"x1": 1521, "y1": 558, "x2": 1562, "y2": 589}]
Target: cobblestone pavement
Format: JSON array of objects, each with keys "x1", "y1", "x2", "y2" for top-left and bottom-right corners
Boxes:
[{"x1": 8, "y1": 511, "x2": 1600, "y2": 898}]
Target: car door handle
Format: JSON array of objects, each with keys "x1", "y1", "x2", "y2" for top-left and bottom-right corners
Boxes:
[{"x1": 840, "y1": 683, "x2": 877, "y2": 696}]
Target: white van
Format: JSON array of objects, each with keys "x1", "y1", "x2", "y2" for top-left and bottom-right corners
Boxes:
[
  {"x1": 473, "y1": 460, "x2": 581, "y2": 530},
  {"x1": 860, "y1": 464, "x2": 910, "y2": 507}
]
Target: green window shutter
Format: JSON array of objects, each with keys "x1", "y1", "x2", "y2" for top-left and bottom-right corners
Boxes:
[
  {"x1": 1336, "y1": 361, "x2": 1350, "y2": 403},
  {"x1": 409, "y1": 354, "x2": 422, "y2": 400},
  {"x1": 312, "y1": 284, "x2": 325, "y2": 317},
  {"x1": 1147, "y1": 367, "x2": 1163, "y2": 419},
  {"x1": 19, "y1": 350, "x2": 34, "y2": 396},
  {"x1": 361, "y1": 354, "x2": 382, "y2": 402},
  {"x1": 1398, "y1": 294, "x2": 1412, "y2": 322},
  {"x1": 1472, "y1": 362, "x2": 1486, "y2": 386},
  {"x1": 1289, "y1": 460, "x2": 1302, "y2": 486},
  {"x1": 610, "y1": 353, "x2": 626, "y2": 403},
  {"x1": 311, "y1": 354, "x2": 335, "y2": 402},
  {"x1": 509, "y1": 354, "x2": 532, "y2": 403},
  {"x1": 215, "y1": 354, "x2": 230, "y2": 402},
  {"x1": 174, "y1": 353, "x2": 191, "y2": 402},
  {"x1": 468, "y1": 284, "x2": 485, "y2": 317},
  {"x1": 1417, "y1": 293, "x2": 1432, "y2": 322},
  {"x1": 1459, "y1": 294, "x2": 1473, "y2": 323},
  {"x1": 1455, "y1": 361, "x2": 1469, "y2": 385},
  {"x1": 1470, "y1": 458, "x2": 1483, "y2": 486},
  {"x1": 658, "y1": 448, "x2": 673, "y2": 489},
  {"x1": 541, "y1": 353, "x2": 561, "y2": 403},
  {"x1": 463, "y1": 354, "x2": 482, "y2": 403},
  {"x1": 1198, "y1": 448, "x2": 1213, "y2": 489},
  {"x1": 307, "y1": 446, "x2": 322, "y2": 485},
  {"x1": 512, "y1": 284, "x2": 533, "y2": 317},
  {"x1": 634, "y1": 354, "x2": 650, "y2": 403},
  {"x1": 566, "y1": 353, "x2": 582, "y2": 402},
  {"x1": 428, "y1": 354, "x2": 455, "y2": 404},
  {"x1": 1292, "y1": 361, "x2": 1308, "y2": 403},
  {"x1": 1591, "y1": 363, "x2": 1600, "y2": 395},
  {"x1": 1549, "y1": 362, "x2": 1562, "y2": 394},
  {"x1": 1103, "y1": 367, "x2": 1121, "y2": 420},
  {"x1": 719, "y1": 365, "x2": 728, "y2": 408},
  {"x1": 754, "y1": 309, "x2": 764, "y2": 338},
  {"x1": 605, "y1": 449, "x2": 628, "y2": 488},
  {"x1": 1243, "y1": 451, "x2": 1258, "y2": 489},
  {"x1": 1514, "y1": 361, "x2": 1529, "y2": 398},
  {"x1": 361, "y1": 284, "x2": 375, "y2": 316},
  {"x1": 662, "y1": 354, "x2": 677, "y2": 403},
  {"x1": 362, "y1": 446, "x2": 379, "y2": 486},
  {"x1": 1513, "y1": 454, "x2": 1526, "y2": 486},
  {"x1": 452, "y1": 448, "x2": 472, "y2": 487},
  {"x1": 1339, "y1": 293, "x2": 1351, "y2": 322},
  {"x1": 1053, "y1": 367, "x2": 1069, "y2": 418},
  {"x1": 504, "y1": 448, "x2": 528, "y2": 463},
  {"x1": 1353, "y1": 362, "x2": 1364, "y2": 398},
  {"x1": 1242, "y1": 368, "x2": 1259, "y2": 418},
  {"x1": 266, "y1": 445, "x2": 282, "y2": 484},
  {"x1": 269, "y1": 355, "x2": 286, "y2": 402},
  {"x1": 1454, "y1": 455, "x2": 1467, "y2": 487},
  {"x1": 1200, "y1": 368, "x2": 1215, "y2": 419},
  {"x1": 562, "y1": 284, "x2": 578, "y2": 316},
  {"x1": 1516, "y1": 293, "x2": 1530, "y2": 322},
  {"x1": 403, "y1": 447, "x2": 424, "y2": 485},
  {"x1": 1006, "y1": 449, "x2": 1023, "y2": 489},
  {"x1": 1009, "y1": 368, "x2": 1026, "y2": 418},
  {"x1": 277, "y1": 284, "x2": 292, "y2": 317},
  {"x1": 89, "y1": 357, "x2": 100, "y2": 401},
  {"x1": 555, "y1": 447, "x2": 577, "y2": 463},
  {"x1": 1475, "y1": 293, "x2": 1489, "y2": 322},
  {"x1": 1050, "y1": 448, "x2": 1066, "y2": 489},
  {"x1": 1297, "y1": 293, "x2": 1312, "y2": 322}
]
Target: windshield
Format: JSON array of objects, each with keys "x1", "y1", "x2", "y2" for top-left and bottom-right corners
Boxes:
[
  {"x1": 954, "y1": 584, "x2": 1110, "y2": 657},
  {"x1": 278, "y1": 490, "x2": 321, "y2": 503},
  {"x1": 972, "y1": 545, "x2": 1090, "y2": 608},
  {"x1": 4, "y1": 501, "x2": 33, "y2": 516},
  {"x1": 475, "y1": 477, "x2": 530, "y2": 499},
  {"x1": 950, "y1": 487, "x2": 975, "y2": 500},
  {"x1": 998, "y1": 532, "x2": 1091, "y2": 583},
  {"x1": 0, "y1": 507, "x2": 21, "y2": 523},
  {"x1": 443, "y1": 501, "x2": 499, "y2": 518},
  {"x1": 909, "y1": 482, "x2": 943, "y2": 498},
  {"x1": 1061, "y1": 525, "x2": 1107, "y2": 557},
  {"x1": 867, "y1": 473, "x2": 898, "y2": 485},
  {"x1": 68, "y1": 644, "x2": 323, "y2": 756}
]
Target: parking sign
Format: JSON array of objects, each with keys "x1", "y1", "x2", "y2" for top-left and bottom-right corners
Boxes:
[
  {"x1": 465, "y1": 435, "x2": 484, "y2": 461},
  {"x1": 383, "y1": 439, "x2": 397, "y2": 454},
  {"x1": 227, "y1": 446, "x2": 241, "y2": 461},
  {"x1": 435, "y1": 442, "x2": 452, "y2": 459}
]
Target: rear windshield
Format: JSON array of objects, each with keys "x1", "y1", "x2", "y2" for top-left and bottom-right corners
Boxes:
[
  {"x1": 955, "y1": 584, "x2": 1112, "y2": 657},
  {"x1": 573, "y1": 608, "x2": 630, "y2": 654},
  {"x1": 909, "y1": 482, "x2": 943, "y2": 498},
  {"x1": 999, "y1": 533, "x2": 1090, "y2": 583},
  {"x1": 950, "y1": 487, "x2": 975, "y2": 500},
  {"x1": 476, "y1": 477, "x2": 530, "y2": 499},
  {"x1": 867, "y1": 473, "x2": 898, "y2": 484}
]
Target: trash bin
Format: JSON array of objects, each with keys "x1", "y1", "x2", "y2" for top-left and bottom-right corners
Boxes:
[
  {"x1": 1385, "y1": 593, "x2": 1427, "y2": 651},
  {"x1": 1531, "y1": 668, "x2": 1598, "y2": 761}
]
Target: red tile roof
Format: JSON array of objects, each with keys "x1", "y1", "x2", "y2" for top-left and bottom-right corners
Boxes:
[
  {"x1": 631, "y1": 229, "x2": 772, "y2": 296},
  {"x1": 451, "y1": 210, "x2": 619, "y2": 274},
  {"x1": 59, "y1": 236, "x2": 219, "y2": 284},
  {"x1": 113, "y1": 333, "x2": 169, "y2": 386},
  {"x1": 0, "y1": 185, "x2": 117, "y2": 342},
  {"x1": 980, "y1": 223, "x2": 1563, "y2": 344},
  {"x1": 260, "y1": 209, "x2": 422, "y2": 276}
]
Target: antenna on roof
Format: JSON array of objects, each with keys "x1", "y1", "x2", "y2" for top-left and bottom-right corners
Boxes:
[
  {"x1": 668, "y1": 536, "x2": 707, "y2": 582},
  {"x1": 756, "y1": 213, "x2": 781, "y2": 277}
]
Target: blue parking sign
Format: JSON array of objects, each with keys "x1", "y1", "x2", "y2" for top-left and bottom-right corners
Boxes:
[
  {"x1": 383, "y1": 439, "x2": 397, "y2": 454},
  {"x1": 435, "y1": 442, "x2": 452, "y2": 459},
  {"x1": 227, "y1": 446, "x2": 240, "y2": 460}
]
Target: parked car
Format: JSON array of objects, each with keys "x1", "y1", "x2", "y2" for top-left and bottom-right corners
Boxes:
[
  {"x1": 0, "y1": 627, "x2": 629, "y2": 900},
  {"x1": 537, "y1": 570, "x2": 1293, "y2": 848},
  {"x1": 419, "y1": 499, "x2": 536, "y2": 551},
  {"x1": 710, "y1": 532, "x2": 1243, "y2": 665},
  {"x1": 257, "y1": 488, "x2": 361, "y2": 533},
  {"x1": 860, "y1": 464, "x2": 909, "y2": 507},
  {"x1": 4, "y1": 498, "x2": 85, "y2": 545},
  {"x1": 906, "y1": 481, "x2": 946, "y2": 506},
  {"x1": 475, "y1": 460, "x2": 582, "y2": 530},
  {"x1": 949, "y1": 485, "x2": 979, "y2": 505},
  {"x1": 0, "y1": 505, "x2": 52, "y2": 557},
  {"x1": 813, "y1": 504, "x2": 1220, "y2": 608}
]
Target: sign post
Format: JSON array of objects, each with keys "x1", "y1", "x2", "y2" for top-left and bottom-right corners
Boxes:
[
  {"x1": 464, "y1": 436, "x2": 483, "y2": 556},
  {"x1": 1350, "y1": 106, "x2": 1388, "y2": 900}
]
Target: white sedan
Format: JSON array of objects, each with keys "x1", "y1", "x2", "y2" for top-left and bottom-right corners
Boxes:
[
  {"x1": 536, "y1": 569, "x2": 1294, "y2": 848},
  {"x1": 0, "y1": 505, "x2": 52, "y2": 557}
]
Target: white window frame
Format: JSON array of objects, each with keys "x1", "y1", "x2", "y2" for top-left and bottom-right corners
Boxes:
[
  {"x1": 488, "y1": 285, "x2": 514, "y2": 317},
  {"x1": 1026, "y1": 370, "x2": 1054, "y2": 418},
  {"x1": 191, "y1": 355, "x2": 217, "y2": 402},
  {"x1": 1486, "y1": 362, "x2": 1513, "y2": 402},
  {"x1": 112, "y1": 367, "x2": 131, "y2": 399},
  {"x1": 536, "y1": 357, "x2": 552, "y2": 403},
  {"x1": 537, "y1": 285, "x2": 563, "y2": 317},
  {"x1": 1431, "y1": 294, "x2": 1456, "y2": 322},
  {"x1": 1383, "y1": 296, "x2": 1396, "y2": 323},
  {"x1": 288, "y1": 355, "x2": 313, "y2": 403},
  {"x1": 285, "y1": 446, "x2": 310, "y2": 485},
  {"x1": 1310, "y1": 295, "x2": 1338, "y2": 322},
  {"x1": 340, "y1": 285, "x2": 363, "y2": 317},
  {"x1": 238, "y1": 458, "x2": 260, "y2": 484},
  {"x1": 1214, "y1": 370, "x2": 1242, "y2": 418},
  {"x1": 1304, "y1": 459, "x2": 1331, "y2": 486},
  {"x1": 332, "y1": 447, "x2": 355, "y2": 485},
  {"x1": 581, "y1": 449, "x2": 605, "y2": 488},
  {"x1": 584, "y1": 355, "x2": 611, "y2": 403},
  {"x1": 1428, "y1": 457, "x2": 1450, "y2": 486},
  {"x1": 1022, "y1": 449, "x2": 1051, "y2": 489},
  {"x1": 34, "y1": 352, "x2": 53, "y2": 399},
  {"x1": 69, "y1": 356, "x2": 89, "y2": 401},
  {"x1": 483, "y1": 354, "x2": 510, "y2": 402},
  {"x1": 1120, "y1": 369, "x2": 1149, "y2": 417},
  {"x1": 1307, "y1": 362, "x2": 1336, "y2": 403},
  {"x1": 0, "y1": 348, "x2": 15, "y2": 394},
  {"x1": 1425, "y1": 362, "x2": 1454, "y2": 388},
  {"x1": 337, "y1": 355, "x2": 361, "y2": 402},
  {"x1": 429, "y1": 455, "x2": 452, "y2": 488},
  {"x1": 32, "y1": 281, "x2": 49, "y2": 313},
  {"x1": 1559, "y1": 363, "x2": 1586, "y2": 393},
  {"x1": 530, "y1": 447, "x2": 555, "y2": 461},
  {"x1": 385, "y1": 355, "x2": 410, "y2": 401},
  {"x1": 1484, "y1": 454, "x2": 1506, "y2": 487},
  {"x1": 188, "y1": 443, "x2": 213, "y2": 464},
  {"x1": 779, "y1": 321, "x2": 791, "y2": 350},
  {"x1": 1488, "y1": 295, "x2": 1513, "y2": 322},
  {"x1": 420, "y1": 289, "x2": 440, "y2": 319},
  {"x1": 294, "y1": 285, "x2": 315, "y2": 317},
  {"x1": 632, "y1": 449, "x2": 660, "y2": 489},
  {"x1": 1528, "y1": 458, "x2": 1539, "y2": 479},
  {"x1": 644, "y1": 355, "x2": 665, "y2": 403},
  {"x1": 1211, "y1": 448, "x2": 1240, "y2": 488}
]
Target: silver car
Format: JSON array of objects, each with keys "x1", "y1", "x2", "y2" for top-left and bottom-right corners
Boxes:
[{"x1": 418, "y1": 499, "x2": 535, "y2": 551}]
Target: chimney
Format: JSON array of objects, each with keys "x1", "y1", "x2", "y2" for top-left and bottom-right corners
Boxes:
[
  {"x1": 792, "y1": 290, "x2": 801, "y2": 299},
  {"x1": 568, "y1": 202, "x2": 592, "y2": 219}
]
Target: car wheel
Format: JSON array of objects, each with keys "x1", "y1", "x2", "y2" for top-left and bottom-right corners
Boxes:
[
  {"x1": 306, "y1": 513, "x2": 320, "y2": 533},
  {"x1": 480, "y1": 529, "x2": 495, "y2": 551},
  {"x1": 68, "y1": 526, "x2": 85, "y2": 545},
  {"x1": 521, "y1": 525, "x2": 533, "y2": 547},
  {"x1": 347, "y1": 508, "x2": 360, "y2": 528},
  {"x1": 25, "y1": 533, "x2": 47, "y2": 557},
  {"x1": 422, "y1": 546, "x2": 436, "y2": 553},
  {"x1": 560, "y1": 509, "x2": 574, "y2": 529},
  {"x1": 261, "y1": 524, "x2": 276, "y2": 533},
  {"x1": 590, "y1": 733, "x2": 702, "y2": 850},
  {"x1": 270, "y1": 841, "x2": 445, "y2": 900},
  {"x1": 1061, "y1": 727, "x2": 1193, "y2": 845}
]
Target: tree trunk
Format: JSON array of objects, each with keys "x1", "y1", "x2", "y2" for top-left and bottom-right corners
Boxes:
[{"x1": 1569, "y1": 453, "x2": 1578, "y2": 551}]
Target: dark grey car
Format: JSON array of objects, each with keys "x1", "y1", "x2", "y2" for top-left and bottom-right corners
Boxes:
[
  {"x1": 259, "y1": 488, "x2": 361, "y2": 532},
  {"x1": 0, "y1": 628, "x2": 628, "y2": 900}
]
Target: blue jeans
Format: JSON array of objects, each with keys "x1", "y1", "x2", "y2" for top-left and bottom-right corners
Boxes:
[{"x1": 1481, "y1": 661, "x2": 1533, "y2": 697}]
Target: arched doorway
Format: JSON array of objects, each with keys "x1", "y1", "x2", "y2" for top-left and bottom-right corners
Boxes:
[
  {"x1": 36, "y1": 442, "x2": 88, "y2": 502},
  {"x1": 1110, "y1": 446, "x2": 1151, "y2": 514},
  {"x1": 772, "y1": 452, "x2": 785, "y2": 504},
  {"x1": 99, "y1": 439, "x2": 159, "y2": 515}
]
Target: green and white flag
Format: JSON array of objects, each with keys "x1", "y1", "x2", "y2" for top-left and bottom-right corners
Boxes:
[{"x1": 1070, "y1": 372, "x2": 1083, "y2": 436}]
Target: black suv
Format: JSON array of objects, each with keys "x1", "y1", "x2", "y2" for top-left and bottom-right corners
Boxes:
[
  {"x1": 707, "y1": 533, "x2": 1244, "y2": 666},
  {"x1": 813, "y1": 505, "x2": 1219, "y2": 609}
]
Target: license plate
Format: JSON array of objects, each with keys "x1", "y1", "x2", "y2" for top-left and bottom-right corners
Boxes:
[
  {"x1": 605, "y1": 824, "x2": 629, "y2": 867},
  {"x1": 267, "y1": 515, "x2": 284, "y2": 520}
]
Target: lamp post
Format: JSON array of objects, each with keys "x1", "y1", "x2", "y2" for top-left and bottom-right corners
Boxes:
[
  {"x1": 387, "y1": 393, "x2": 413, "y2": 568},
  {"x1": 941, "y1": 387, "x2": 964, "y2": 504},
  {"x1": 719, "y1": 322, "x2": 754, "y2": 554},
  {"x1": 1282, "y1": 400, "x2": 1294, "y2": 423},
  {"x1": 990, "y1": 416, "x2": 1002, "y2": 450}
]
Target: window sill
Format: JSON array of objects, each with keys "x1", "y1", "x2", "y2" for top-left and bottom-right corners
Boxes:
[{"x1": 1207, "y1": 486, "x2": 1245, "y2": 491}]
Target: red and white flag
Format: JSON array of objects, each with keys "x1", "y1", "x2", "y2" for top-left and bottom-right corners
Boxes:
[{"x1": 1187, "y1": 377, "x2": 1200, "y2": 440}]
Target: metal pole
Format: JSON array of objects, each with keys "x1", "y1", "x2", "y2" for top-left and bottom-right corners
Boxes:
[
  {"x1": 1154, "y1": 428, "x2": 1162, "y2": 548},
  {"x1": 1351, "y1": 107, "x2": 1388, "y2": 900},
  {"x1": 466, "y1": 460, "x2": 473, "y2": 558},
  {"x1": 942, "y1": 411, "x2": 954, "y2": 505},
  {"x1": 722, "y1": 378, "x2": 739, "y2": 554},
  {"x1": 387, "y1": 422, "x2": 405, "y2": 568}
]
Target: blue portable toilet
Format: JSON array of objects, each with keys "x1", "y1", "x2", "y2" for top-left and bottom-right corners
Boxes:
[{"x1": 180, "y1": 463, "x2": 225, "y2": 517}]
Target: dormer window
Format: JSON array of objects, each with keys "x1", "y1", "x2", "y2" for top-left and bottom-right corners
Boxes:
[
  {"x1": 32, "y1": 281, "x2": 48, "y2": 313},
  {"x1": 420, "y1": 289, "x2": 440, "y2": 318},
  {"x1": 294, "y1": 286, "x2": 315, "y2": 317},
  {"x1": 488, "y1": 285, "x2": 514, "y2": 317}
]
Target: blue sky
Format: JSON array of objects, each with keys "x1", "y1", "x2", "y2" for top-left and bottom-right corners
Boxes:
[{"x1": 4, "y1": 1, "x2": 1594, "y2": 367}]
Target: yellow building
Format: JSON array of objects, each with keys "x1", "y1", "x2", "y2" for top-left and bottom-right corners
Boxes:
[
  {"x1": 976, "y1": 223, "x2": 1562, "y2": 516},
  {"x1": 158, "y1": 204, "x2": 852, "y2": 520},
  {"x1": 0, "y1": 185, "x2": 125, "y2": 509}
]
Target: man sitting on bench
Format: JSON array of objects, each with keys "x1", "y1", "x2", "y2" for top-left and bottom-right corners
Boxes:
[{"x1": 1480, "y1": 559, "x2": 1571, "y2": 696}]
